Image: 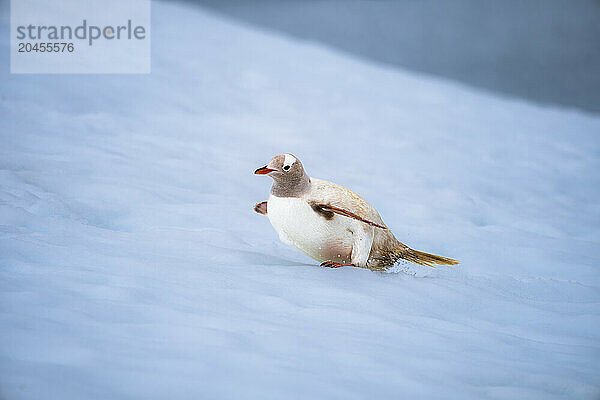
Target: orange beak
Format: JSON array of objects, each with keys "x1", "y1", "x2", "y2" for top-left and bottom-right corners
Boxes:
[{"x1": 254, "y1": 166, "x2": 275, "y2": 175}]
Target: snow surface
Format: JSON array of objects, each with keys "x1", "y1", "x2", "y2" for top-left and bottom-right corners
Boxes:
[{"x1": 1, "y1": 1, "x2": 600, "y2": 399}]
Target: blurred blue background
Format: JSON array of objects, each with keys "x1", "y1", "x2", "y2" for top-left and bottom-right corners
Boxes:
[{"x1": 185, "y1": 0, "x2": 600, "y2": 114}]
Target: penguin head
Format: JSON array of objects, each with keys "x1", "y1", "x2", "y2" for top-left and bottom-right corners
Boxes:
[{"x1": 255, "y1": 153, "x2": 308, "y2": 190}]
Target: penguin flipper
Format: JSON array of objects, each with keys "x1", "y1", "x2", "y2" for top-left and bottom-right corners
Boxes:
[
  {"x1": 311, "y1": 203, "x2": 387, "y2": 230},
  {"x1": 254, "y1": 201, "x2": 268, "y2": 215}
]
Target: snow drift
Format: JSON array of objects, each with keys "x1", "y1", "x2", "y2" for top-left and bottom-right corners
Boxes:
[{"x1": 1, "y1": 1, "x2": 599, "y2": 399}]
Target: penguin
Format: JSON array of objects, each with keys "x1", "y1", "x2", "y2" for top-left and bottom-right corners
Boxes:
[{"x1": 254, "y1": 153, "x2": 458, "y2": 271}]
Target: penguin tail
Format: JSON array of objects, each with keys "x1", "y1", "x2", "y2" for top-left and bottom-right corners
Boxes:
[{"x1": 398, "y1": 247, "x2": 459, "y2": 268}]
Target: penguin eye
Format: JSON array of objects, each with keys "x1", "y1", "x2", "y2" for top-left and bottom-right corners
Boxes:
[{"x1": 283, "y1": 165, "x2": 290, "y2": 171}]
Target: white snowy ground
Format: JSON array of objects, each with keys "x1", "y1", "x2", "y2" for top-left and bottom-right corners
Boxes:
[{"x1": 1, "y1": 2, "x2": 599, "y2": 399}]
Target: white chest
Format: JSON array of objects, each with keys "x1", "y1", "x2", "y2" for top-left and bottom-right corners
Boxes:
[{"x1": 267, "y1": 194, "x2": 354, "y2": 263}]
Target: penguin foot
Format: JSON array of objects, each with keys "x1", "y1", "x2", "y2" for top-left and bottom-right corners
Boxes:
[
  {"x1": 320, "y1": 261, "x2": 353, "y2": 268},
  {"x1": 254, "y1": 201, "x2": 268, "y2": 215}
]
